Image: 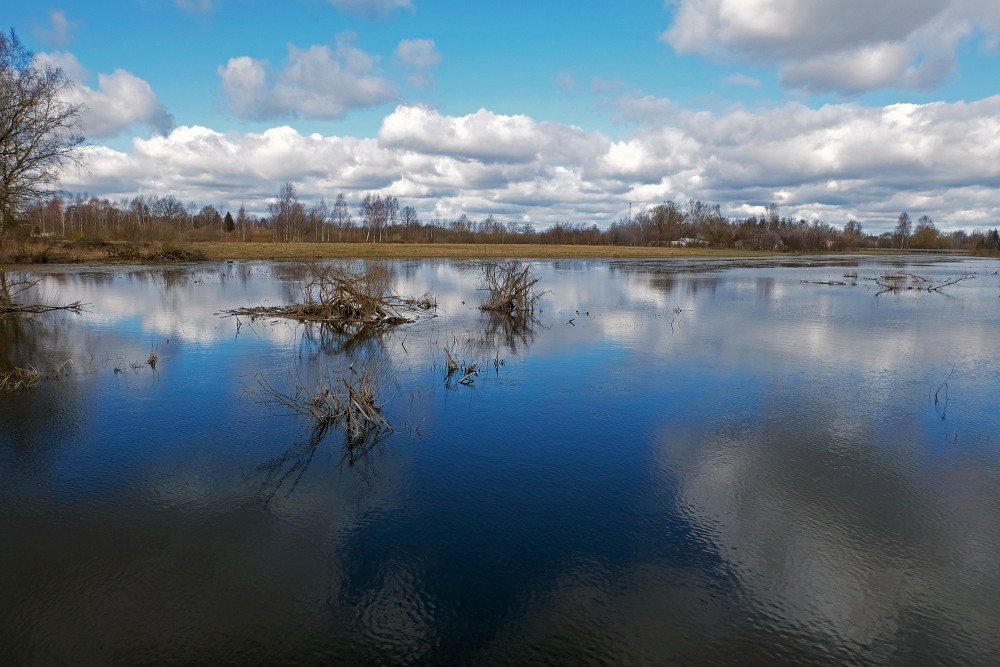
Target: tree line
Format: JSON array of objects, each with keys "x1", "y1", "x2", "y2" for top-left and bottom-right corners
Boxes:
[{"x1": 11, "y1": 184, "x2": 1000, "y2": 252}]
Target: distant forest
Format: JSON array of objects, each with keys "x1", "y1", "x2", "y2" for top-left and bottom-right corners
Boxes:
[{"x1": 12, "y1": 183, "x2": 1000, "y2": 252}]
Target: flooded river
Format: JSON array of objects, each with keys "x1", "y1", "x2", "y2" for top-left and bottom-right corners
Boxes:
[{"x1": 2, "y1": 256, "x2": 999, "y2": 664}]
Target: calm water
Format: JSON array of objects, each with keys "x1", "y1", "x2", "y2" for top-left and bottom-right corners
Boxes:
[{"x1": 2, "y1": 256, "x2": 999, "y2": 665}]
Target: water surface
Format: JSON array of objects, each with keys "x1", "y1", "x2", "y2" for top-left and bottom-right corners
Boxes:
[{"x1": 2, "y1": 256, "x2": 999, "y2": 664}]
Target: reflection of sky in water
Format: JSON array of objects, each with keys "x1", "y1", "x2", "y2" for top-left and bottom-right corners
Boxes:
[{"x1": 1, "y1": 256, "x2": 999, "y2": 664}]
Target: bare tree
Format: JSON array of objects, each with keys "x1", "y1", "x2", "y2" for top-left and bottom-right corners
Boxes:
[
  {"x1": 843, "y1": 219, "x2": 864, "y2": 248},
  {"x1": 360, "y1": 193, "x2": 390, "y2": 243},
  {"x1": 310, "y1": 197, "x2": 329, "y2": 242},
  {"x1": 236, "y1": 204, "x2": 250, "y2": 242},
  {"x1": 269, "y1": 182, "x2": 306, "y2": 243},
  {"x1": 0, "y1": 30, "x2": 84, "y2": 244},
  {"x1": 384, "y1": 195, "x2": 399, "y2": 242},
  {"x1": 332, "y1": 193, "x2": 352, "y2": 242},
  {"x1": 400, "y1": 205, "x2": 418, "y2": 239},
  {"x1": 894, "y1": 212, "x2": 912, "y2": 250}
]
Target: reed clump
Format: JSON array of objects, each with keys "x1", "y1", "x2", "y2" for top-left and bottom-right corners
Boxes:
[
  {"x1": 0, "y1": 360, "x2": 72, "y2": 392},
  {"x1": 0, "y1": 366, "x2": 41, "y2": 391}
]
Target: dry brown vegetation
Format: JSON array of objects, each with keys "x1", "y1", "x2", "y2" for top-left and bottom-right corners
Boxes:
[
  {"x1": 256, "y1": 365, "x2": 392, "y2": 446},
  {"x1": 222, "y1": 261, "x2": 435, "y2": 333},
  {"x1": 0, "y1": 239, "x2": 206, "y2": 264},
  {"x1": 0, "y1": 365, "x2": 41, "y2": 391},
  {"x1": 468, "y1": 259, "x2": 547, "y2": 313},
  {"x1": 0, "y1": 359, "x2": 72, "y2": 392},
  {"x1": 1, "y1": 239, "x2": 785, "y2": 265}
]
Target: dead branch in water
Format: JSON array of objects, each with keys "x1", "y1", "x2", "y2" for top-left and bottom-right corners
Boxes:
[
  {"x1": 221, "y1": 262, "x2": 435, "y2": 333},
  {"x1": 0, "y1": 301, "x2": 86, "y2": 315},
  {"x1": 866, "y1": 271, "x2": 974, "y2": 294},
  {"x1": 467, "y1": 259, "x2": 548, "y2": 313},
  {"x1": 0, "y1": 273, "x2": 86, "y2": 316},
  {"x1": 255, "y1": 365, "x2": 392, "y2": 446},
  {"x1": 934, "y1": 366, "x2": 955, "y2": 421},
  {"x1": 251, "y1": 362, "x2": 393, "y2": 503},
  {"x1": 442, "y1": 345, "x2": 480, "y2": 387}
]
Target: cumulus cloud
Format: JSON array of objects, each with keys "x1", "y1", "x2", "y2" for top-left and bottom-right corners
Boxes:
[
  {"x1": 328, "y1": 0, "x2": 414, "y2": 19},
  {"x1": 62, "y1": 98, "x2": 1000, "y2": 233},
  {"x1": 661, "y1": 0, "x2": 1000, "y2": 94},
  {"x1": 219, "y1": 34, "x2": 399, "y2": 120},
  {"x1": 378, "y1": 105, "x2": 606, "y2": 165},
  {"x1": 34, "y1": 52, "x2": 173, "y2": 138}
]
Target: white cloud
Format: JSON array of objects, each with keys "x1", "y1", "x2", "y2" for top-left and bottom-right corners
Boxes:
[
  {"x1": 661, "y1": 0, "x2": 1000, "y2": 94},
  {"x1": 378, "y1": 105, "x2": 607, "y2": 166},
  {"x1": 379, "y1": 106, "x2": 540, "y2": 163},
  {"x1": 219, "y1": 35, "x2": 399, "y2": 120},
  {"x1": 664, "y1": 0, "x2": 947, "y2": 60},
  {"x1": 62, "y1": 98, "x2": 1000, "y2": 233},
  {"x1": 34, "y1": 52, "x2": 173, "y2": 138},
  {"x1": 328, "y1": 0, "x2": 414, "y2": 19}
]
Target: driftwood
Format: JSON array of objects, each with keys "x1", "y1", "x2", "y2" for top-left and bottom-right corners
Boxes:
[
  {"x1": 0, "y1": 301, "x2": 85, "y2": 315},
  {"x1": 221, "y1": 262, "x2": 434, "y2": 333},
  {"x1": 0, "y1": 274, "x2": 86, "y2": 315},
  {"x1": 867, "y1": 271, "x2": 974, "y2": 294}
]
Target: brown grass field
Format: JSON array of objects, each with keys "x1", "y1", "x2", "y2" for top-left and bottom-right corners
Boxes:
[
  {"x1": 187, "y1": 241, "x2": 772, "y2": 261},
  {"x1": 0, "y1": 239, "x2": 788, "y2": 265}
]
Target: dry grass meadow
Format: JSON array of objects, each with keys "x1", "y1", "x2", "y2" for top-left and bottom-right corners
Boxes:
[{"x1": 1, "y1": 239, "x2": 785, "y2": 265}]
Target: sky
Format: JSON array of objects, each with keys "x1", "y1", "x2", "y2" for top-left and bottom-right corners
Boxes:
[{"x1": 8, "y1": 0, "x2": 1000, "y2": 233}]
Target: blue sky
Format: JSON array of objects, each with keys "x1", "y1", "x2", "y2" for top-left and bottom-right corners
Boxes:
[{"x1": 8, "y1": 0, "x2": 1000, "y2": 232}]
